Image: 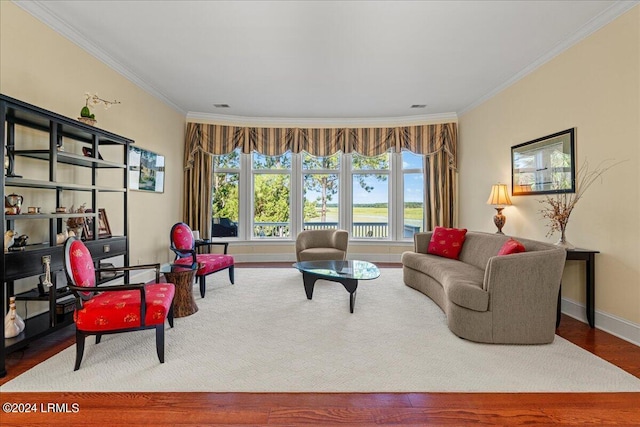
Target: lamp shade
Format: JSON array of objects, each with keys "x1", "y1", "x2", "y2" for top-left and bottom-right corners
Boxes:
[{"x1": 486, "y1": 184, "x2": 512, "y2": 206}]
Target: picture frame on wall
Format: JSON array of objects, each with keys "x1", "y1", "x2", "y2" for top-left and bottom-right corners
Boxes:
[
  {"x1": 511, "y1": 128, "x2": 576, "y2": 196},
  {"x1": 83, "y1": 208, "x2": 112, "y2": 239},
  {"x1": 128, "y1": 146, "x2": 165, "y2": 193}
]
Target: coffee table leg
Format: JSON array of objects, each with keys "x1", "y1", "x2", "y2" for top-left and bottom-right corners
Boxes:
[
  {"x1": 302, "y1": 273, "x2": 317, "y2": 299},
  {"x1": 350, "y1": 290, "x2": 357, "y2": 313},
  {"x1": 340, "y1": 278, "x2": 358, "y2": 313}
]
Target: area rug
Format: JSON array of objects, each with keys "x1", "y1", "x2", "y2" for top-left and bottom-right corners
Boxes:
[{"x1": 2, "y1": 268, "x2": 639, "y2": 392}]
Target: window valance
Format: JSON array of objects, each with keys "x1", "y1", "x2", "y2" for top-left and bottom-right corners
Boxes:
[{"x1": 185, "y1": 122, "x2": 457, "y2": 169}]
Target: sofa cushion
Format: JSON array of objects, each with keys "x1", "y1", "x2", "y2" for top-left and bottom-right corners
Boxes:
[
  {"x1": 427, "y1": 227, "x2": 467, "y2": 260},
  {"x1": 402, "y1": 251, "x2": 488, "y2": 311},
  {"x1": 498, "y1": 238, "x2": 526, "y2": 256}
]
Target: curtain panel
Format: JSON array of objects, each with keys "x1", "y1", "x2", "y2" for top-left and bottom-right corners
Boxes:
[{"x1": 183, "y1": 121, "x2": 458, "y2": 231}]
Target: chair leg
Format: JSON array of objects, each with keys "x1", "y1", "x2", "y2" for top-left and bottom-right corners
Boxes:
[
  {"x1": 229, "y1": 265, "x2": 235, "y2": 284},
  {"x1": 95, "y1": 334, "x2": 102, "y2": 344},
  {"x1": 155, "y1": 324, "x2": 165, "y2": 363},
  {"x1": 199, "y1": 275, "x2": 206, "y2": 298},
  {"x1": 167, "y1": 302, "x2": 174, "y2": 328},
  {"x1": 74, "y1": 330, "x2": 86, "y2": 371}
]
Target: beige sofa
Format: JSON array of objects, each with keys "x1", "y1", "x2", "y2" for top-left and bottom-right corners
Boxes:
[{"x1": 401, "y1": 231, "x2": 566, "y2": 344}]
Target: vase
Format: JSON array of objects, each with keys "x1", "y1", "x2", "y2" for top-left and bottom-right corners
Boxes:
[
  {"x1": 555, "y1": 225, "x2": 575, "y2": 250},
  {"x1": 4, "y1": 297, "x2": 25, "y2": 338},
  {"x1": 78, "y1": 117, "x2": 97, "y2": 126}
]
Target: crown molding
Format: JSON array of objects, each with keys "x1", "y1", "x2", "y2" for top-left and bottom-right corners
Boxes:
[
  {"x1": 185, "y1": 111, "x2": 458, "y2": 127},
  {"x1": 13, "y1": 0, "x2": 186, "y2": 115},
  {"x1": 459, "y1": 0, "x2": 640, "y2": 116}
]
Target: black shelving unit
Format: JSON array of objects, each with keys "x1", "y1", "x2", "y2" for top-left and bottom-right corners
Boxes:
[{"x1": 1, "y1": 94, "x2": 133, "y2": 377}]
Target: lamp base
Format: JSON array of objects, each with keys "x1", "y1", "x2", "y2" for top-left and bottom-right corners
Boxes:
[{"x1": 493, "y1": 207, "x2": 506, "y2": 234}]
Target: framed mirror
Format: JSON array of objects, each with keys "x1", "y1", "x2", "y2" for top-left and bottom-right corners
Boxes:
[{"x1": 511, "y1": 128, "x2": 575, "y2": 196}]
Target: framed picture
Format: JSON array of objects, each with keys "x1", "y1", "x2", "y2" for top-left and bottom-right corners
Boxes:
[
  {"x1": 128, "y1": 146, "x2": 165, "y2": 193},
  {"x1": 83, "y1": 208, "x2": 112, "y2": 239},
  {"x1": 511, "y1": 128, "x2": 576, "y2": 196}
]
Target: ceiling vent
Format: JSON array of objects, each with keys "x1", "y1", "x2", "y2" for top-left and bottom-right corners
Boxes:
[
  {"x1": 214, "y1": 104, "x2": 230, "y2": 108},
  {"x1": 410, "y1": 104, "x2": 427, "y2": 108}
]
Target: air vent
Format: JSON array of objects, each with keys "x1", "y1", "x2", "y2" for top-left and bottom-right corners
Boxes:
[
  {"x1": 214, "y1": 104, "x2": 230, "y2": 108},
  {"x1": 410, "y1": 104, "x2": 427, "y2": 108}
]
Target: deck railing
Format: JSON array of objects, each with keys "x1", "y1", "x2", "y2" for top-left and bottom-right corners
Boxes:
[{"x1": 253, "y1": 222, "x2": 421, "y2": 238}]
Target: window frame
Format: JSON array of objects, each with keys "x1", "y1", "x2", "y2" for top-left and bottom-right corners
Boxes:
[{"x1": 213, "y1": 150, "x2": 425, "y2": 242}]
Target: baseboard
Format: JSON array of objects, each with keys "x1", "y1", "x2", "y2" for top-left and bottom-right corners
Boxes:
[{"x1": 561, "y1": 297, "x2": 640, "y2": 347}]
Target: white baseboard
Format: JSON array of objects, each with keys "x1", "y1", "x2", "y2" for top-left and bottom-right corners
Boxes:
[{"x1": 561, "y1": 297, "x2": 640, "y2": 347}]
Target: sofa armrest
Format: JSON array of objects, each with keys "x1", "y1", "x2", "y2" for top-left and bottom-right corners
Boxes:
[
  {"x1": 414, "y1": 232, "x2": 433, "y2": 254},
  {"x1": 484, "y1": 248, "x2": 566, "y2": 314}
]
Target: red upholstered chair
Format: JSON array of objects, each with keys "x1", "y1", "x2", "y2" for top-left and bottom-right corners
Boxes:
[
  {"x1": 63, "y1": 237, "x2": 175, "y2": 371},
  {"x1": 170, "y1": 222, "x2": 235, "y2": 298}
]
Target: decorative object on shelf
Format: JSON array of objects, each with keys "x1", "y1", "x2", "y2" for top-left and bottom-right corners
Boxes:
[
  {"x1": 4, "y1": 296, "x2": 25, "y2": 339},
  {"x1": 27, "y1": 206, "x2": 40, "y2": 214},
  {"x1": 56, "y1": 206, "x2": 67, "y2": 213},
  {"x1": 82, "y1": 146, "x2": 103, "y2": 160},
  {"x1": 486, "y1": 183, "x2": 512, "y2": 234},
  {"x1": 4, "y1": 193, "x2": 23, "y2": 215},
  {"x1": 41, "y1": 256, "x2": 54, "y2": 289},
  {"x1": 12, "y1": 234, "x2": 28, "y2": 247},
  {"x1": 4, "y1": 230, "x2": 16, "y2": 252},
  {"x1": 56, "y1": 229, "x2": 69, "y2": 245},
  {"x1": 83, "y1": 208, "x2": 112, "y2": 239},
  {"x1": 66, "y1": 203, "x2": 87, "y2": 239},
  {"x1": 79, "y1": 92, "x2": 121, "y2": 126},
  {"x1": 539, "y1": 159, "x2": 624, "y2": 248}
]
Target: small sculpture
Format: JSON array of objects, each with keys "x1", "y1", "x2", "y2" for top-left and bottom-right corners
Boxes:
[
  {"x1": 4, "y1": 230, "x2": 16, "y2": 252},
  {"x1": 13, "y1": 234, "x2": 28, "y2": 247}
]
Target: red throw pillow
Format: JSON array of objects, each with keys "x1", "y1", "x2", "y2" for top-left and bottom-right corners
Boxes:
[
  {"x1": 427, "y1": 227, "x2": 468, "y2": 260},
  {"x1": 498, "y1": 238, "x2": 526, "y2": 256}
]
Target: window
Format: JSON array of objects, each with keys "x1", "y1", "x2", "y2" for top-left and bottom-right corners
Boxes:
[
  {"x1": 302, "y1": 151, "x2": 340, "y2": 230},
  {"x1": 212, "y1": 149, "x2": 240, "y2": 237},
  {"x1": 252, "y1": 152, "x2": 291, "y2": 238},
  {"x1": 402, "y1": 151, "x2": 424, "y2": 237},
  {"x1": 351, "y1": 152, "x2": 389, "y2": 238},
  {"x1": 212, "y1": 150, "x2": 424, "y2": 241}
]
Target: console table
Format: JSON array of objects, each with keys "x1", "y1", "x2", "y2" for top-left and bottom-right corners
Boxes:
[{"x1": 556, "y1": 248, "x2": 599, "y2": 328}]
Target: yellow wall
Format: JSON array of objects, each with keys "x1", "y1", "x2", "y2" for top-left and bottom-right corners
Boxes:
[
  {"x1": 459, "y1": 6, "x2": 640, "y2": 324},
  {"x1": 1, "y1": 2, "x2": 185, "y2": 266}
]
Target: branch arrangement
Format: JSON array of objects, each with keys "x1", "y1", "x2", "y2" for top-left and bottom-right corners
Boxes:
[{"x1": 539, "y1": 159, "x2": 624, "y2": 237}]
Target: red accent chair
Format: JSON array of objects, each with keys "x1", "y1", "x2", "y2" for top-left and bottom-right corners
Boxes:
[
  {"x1": 63, "y1": 237, "x2": 175, "y2": 371},
  {"x1": 170, "y1": 222, "x2": 235, "y2": 298}
]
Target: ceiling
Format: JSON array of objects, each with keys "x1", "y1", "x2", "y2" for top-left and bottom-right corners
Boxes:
[{"x1": 16, "y1": 1, "x2": 637, "y2": 122}]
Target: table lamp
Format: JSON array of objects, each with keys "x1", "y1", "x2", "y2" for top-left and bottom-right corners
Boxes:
[{"x1": 486, "y1": 183, "x2": 512, "y2": 234}]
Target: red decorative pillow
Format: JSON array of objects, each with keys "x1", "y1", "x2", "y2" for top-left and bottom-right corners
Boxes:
[
  {"x1": 498, "y1": 238, "x2": 526, "y2": 256},
  {"x1": 427, "y1": 227, "x2": 468, "y2": 260}
]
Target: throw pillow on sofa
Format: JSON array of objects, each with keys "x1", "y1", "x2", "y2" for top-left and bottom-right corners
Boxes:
[
  {"x1": 427, "y1": 227, "x2": 468, "y2": 260},
  {"x1": 498, "y1": 238, "x2": 526, "y2": 255}
]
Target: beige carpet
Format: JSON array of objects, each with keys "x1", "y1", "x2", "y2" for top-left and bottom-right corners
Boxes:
[{"x1": 2, "y1": 268, "x2": 639, "y2": 392}]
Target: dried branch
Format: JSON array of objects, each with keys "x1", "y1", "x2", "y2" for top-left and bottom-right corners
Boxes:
[{"x1": 539, "y1": 159, "x2": 625, "y2": 237}]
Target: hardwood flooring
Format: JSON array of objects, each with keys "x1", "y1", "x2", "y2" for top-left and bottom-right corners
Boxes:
[{"x1": 2, "y1": 263, "x2": 639, "y2": 426}]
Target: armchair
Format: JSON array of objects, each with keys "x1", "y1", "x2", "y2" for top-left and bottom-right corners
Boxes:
[
  {"x1": 296, "y1": 229, "x2": 349, "y2": 262},
  {"x1": 63, "y1": 237, "x2": 175, "y2": 370},
  {"x1": 170, "y1": 222, "x2": 235, "y2": 298}
]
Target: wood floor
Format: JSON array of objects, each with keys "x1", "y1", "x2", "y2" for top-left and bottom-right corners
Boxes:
[{"x1": 2, "y1": 263, "x2": 639, "y2": 426}]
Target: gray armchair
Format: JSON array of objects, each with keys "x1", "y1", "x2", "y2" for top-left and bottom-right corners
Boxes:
[{"x1": 295, "y1": 229, "x2": 349, "y2": 262}]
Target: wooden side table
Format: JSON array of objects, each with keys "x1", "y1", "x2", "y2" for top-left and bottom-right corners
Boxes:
[
  {"x1": 556, "y1": 248, "x2": 599, "y2": 328},
  {"x1": 161, "y1": 264, "x2": 199, "y2": 318}
]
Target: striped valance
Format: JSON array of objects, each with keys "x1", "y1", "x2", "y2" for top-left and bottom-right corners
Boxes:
[{"x1": 185, "y1": 122, "x2": 457, "y2": 168}]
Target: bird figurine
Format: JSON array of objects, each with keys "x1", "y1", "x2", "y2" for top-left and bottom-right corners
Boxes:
[{"x1": 4, "y1": 230, "x2": 16, "y2": 252}]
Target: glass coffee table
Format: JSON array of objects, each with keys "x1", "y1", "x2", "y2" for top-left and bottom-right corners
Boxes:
[{"x1": 292, "y1": 260, "x2": 380, "y2": 313}]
